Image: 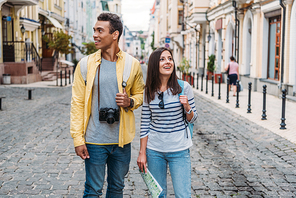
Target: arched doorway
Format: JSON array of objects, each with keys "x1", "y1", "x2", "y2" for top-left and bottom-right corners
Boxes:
[
  {"x1": 225, "y1": 22, "x2": 235, "y2": 69},
  {"x1": 289, "y1": 1, "x2": 296, "y2": 94},
  {"x1": 242, "y1": 10, "x2": 253, "y2": 75}
]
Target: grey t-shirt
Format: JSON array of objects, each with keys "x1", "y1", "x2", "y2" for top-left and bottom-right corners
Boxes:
[{"x1": 85, "y1": 58, "x2": 120, "y2": 144}]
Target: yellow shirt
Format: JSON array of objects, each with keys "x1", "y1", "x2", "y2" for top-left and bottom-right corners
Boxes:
[{"x1": 70, "y1": 49, "x2": 145, "y2": 147}]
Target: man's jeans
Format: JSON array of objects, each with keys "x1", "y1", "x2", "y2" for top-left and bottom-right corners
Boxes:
[
  {"x1": 83, "y1": 144, "x2": 131, "y2": 198},
  {"x1": 146, "y1": 148, "x2": 191, "y2": 198}
]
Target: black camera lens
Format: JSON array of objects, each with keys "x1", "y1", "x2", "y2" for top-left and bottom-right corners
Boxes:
[{"x1": 106, "y1": 109, "x2": 115, "y2": 124}]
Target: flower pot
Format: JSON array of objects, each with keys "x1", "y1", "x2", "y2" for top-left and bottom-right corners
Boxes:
[
  {"x1": 207, "y1": 71, "x2": 213, "y2": 80},
  {"x1": 214, "y1": 73, "x2": 222, "y2": 84}
]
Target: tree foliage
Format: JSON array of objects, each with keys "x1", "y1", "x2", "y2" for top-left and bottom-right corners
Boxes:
[
  {"x1": 207, "y1": 54, "x2": 216, "y2": 72},
  {"x1": 43, "y1": 31, "x2": 72, "y2": 54},
  {"x1": 150, "y1": 31, "x2": 156, "y2": 51},
  {"x1": 81, "y1": 42, "x2": 98, "y2": 55},
  {"x1": 179, "y1": 57, "x2": 190, "y2": 74}
]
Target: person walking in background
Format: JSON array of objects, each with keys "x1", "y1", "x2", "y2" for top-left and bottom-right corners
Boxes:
[
  {"x1": 137, "y1": 47, "x2": 198, "y2": 198},
  {"x1": 70, "y1": 12, "x2": 145, "y2": 197},
  {"x1": 225, "y1": 56, "x2": 239, "y2": 96}
]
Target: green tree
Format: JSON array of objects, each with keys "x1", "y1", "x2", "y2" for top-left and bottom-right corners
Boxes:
[
  {"x1": 81, "y1": 42, "x2": 98, "y2": 55},
  {"x1": 179, "y1": 57, "x2": 190, "y2": 74},
  {"x1": 207, "y1": 54, "x2": 216, "y2": 72},
  {"x1": 43, "y1": 31, "x2": 72, "y2": 67},
  {"x1": 150, "y1": 31, "x2": 156, "y2": 51},
  {"x1": 44, "y1": 31, "x2": 72, "y2": 56}
]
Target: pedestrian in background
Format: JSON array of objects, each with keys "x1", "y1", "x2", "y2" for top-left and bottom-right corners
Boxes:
[
  {"x1": 70, "y1": 12, "x2": 145, "y2": 197},
  {"x1": 225, "y1": 56, "x2": 239, "y2": 96},
  {"x1": 137, "y1": 47, "x2": 197, "y2": 198}
]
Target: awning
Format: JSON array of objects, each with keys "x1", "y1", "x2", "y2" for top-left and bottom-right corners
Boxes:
[
  {"x1": 40, "y1": 13, "x2": 63, "y2": 29},
  {"x1": 59, "y1": 60, "x2": 74, "y2": 66}
]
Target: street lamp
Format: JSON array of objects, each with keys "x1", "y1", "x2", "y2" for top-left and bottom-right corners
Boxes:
[{"x1": 20, "y1": 24, "x2": 25, "y2": 34}]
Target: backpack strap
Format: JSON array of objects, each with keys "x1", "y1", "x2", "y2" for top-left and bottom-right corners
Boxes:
[
  {"x1": 80, "y1": 55, "x2": 90, "y2": 86},
  {"x1": 177, "y1": 79, "x2": 184, "y2": 96},
  {"x1": 122, "y1": 52, "x2": 133, "y2": 88}
]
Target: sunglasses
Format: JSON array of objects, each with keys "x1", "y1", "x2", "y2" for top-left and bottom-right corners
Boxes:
[{"x1": 158, "y1": 92, "x2": 164, "y2": 109}]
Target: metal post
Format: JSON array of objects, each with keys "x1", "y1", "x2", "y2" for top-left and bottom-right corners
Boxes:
[
  {"x1": 226, "y1": 78, "x2": 229, "y2": 103},
  {"x1": 60, "y1": 70, "x2": 63, "y2": 87},
  {"x1": 65, "y1": 68, "x2": 67, "y2": 86},
  {"x1": 189, "y1": 72, "x2": 192, "y2": 85},
  {"x1": 235, "y1": 80, "x2": 239, "y2": 108},
  {"x1": 192, "y1": 72, "x2": 195, "y2": 88},
  {"x1": 280, "y1": 89, "x2": 287, "y2": 129},
  {"x1": 201, "y1": 74, "x2": 204, "y2": 91},
  {"x1": 211, "y1": 75, "x2": 214, "y2": 97},
  {"x1": 28, "y1": 90, "x2": 32, "y2": 100},
  {"x1": 196, "y1": 73, "x2": 199, "y2": 90},
  {"x1": 247, "y1": 82, "x2": 252, "y2": 113},
  {"x1": 69, "y1": 70, "x2": 71, "y2": 84},
  {"x1": 56, "y1": 71, "x2": 58, "y2": 86},
  {"x1": 0, "y1": 98, "x2": 2, "y2": 110},
  {"x1": 206, "y1": 75, "x2": 208, "y2": 94},
  {"x1": 218, "y1": 76, "x2": 221, "y2": 100},
  {"x1": 261, "y1": 85, "x2": 267, "y2": 120}
]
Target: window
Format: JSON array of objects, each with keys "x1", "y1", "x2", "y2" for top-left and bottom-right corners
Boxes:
[
  {"x1": 178, "y1": 10, "x2": 183, "y2": 25},
  {"x1": 267, "y1": 16, "x2": 281, "y2": 80},
  {"x1": 55, "y1": 0, "x2": 60, "y2": 6}
]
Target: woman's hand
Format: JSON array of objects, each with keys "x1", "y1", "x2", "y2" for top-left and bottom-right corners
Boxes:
[
  {"x1": 179, "y1": 95, "x2": 191, "y2": 112},
  {"x1": 137, "y1": 151, "x2": 147, "y2": 173}
]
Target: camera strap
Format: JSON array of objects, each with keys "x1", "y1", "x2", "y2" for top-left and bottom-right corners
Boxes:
[{"x1": 80, "y1": 52, "x2": 134, "y2": 109}]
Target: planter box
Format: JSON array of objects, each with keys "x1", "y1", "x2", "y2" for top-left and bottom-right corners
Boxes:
[
  {"x1": 207, "y1": 71, "x2": 214, "y2": 80},
  {"x1": 214, "y1": 73, "x2": 222, "y2": 83}
]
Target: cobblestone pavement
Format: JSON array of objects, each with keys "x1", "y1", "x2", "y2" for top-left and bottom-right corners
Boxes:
[{"x1": 1, "y1": 81, "x2": 296, "y2": 197}]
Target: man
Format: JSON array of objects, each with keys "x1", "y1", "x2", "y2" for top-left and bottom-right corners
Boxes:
[{"x1": 70, "y1": 12, "x2": 145, "y2": 197}]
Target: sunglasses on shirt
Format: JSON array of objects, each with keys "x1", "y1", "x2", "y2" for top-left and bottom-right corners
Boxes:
[{"x1": 158, "y1": 92, "x2": 164, "y2": 109}]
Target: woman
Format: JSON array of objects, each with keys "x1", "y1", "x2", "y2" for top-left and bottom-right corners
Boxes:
[
  {"x1": 225, "y1": 56, "x2": 239, "y2": 96},
  {"x1": 137, "y1": 47, "x2": 197, "y2": 198}
]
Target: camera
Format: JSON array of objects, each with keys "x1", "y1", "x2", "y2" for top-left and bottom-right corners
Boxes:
[{"x1": 99, "y1": 108, "x2": 119, "y2": 124}]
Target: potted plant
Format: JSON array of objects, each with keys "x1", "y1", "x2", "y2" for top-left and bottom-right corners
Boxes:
[
  {"x1": 179, "y1": 57, "x2": 190, "y2": 82},
  {"x1": 207, "y1": 54, "x2": 216, "y2": 80}
]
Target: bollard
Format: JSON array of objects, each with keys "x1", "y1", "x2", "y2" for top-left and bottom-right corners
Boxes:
[
  {"x1": 218, "y1": 76, "x2": 221, "y2": 100},
  {"x1": 196, "y1": 73, "x2": 199, "y2": 90},
  {"x1": 65, "y1": 68, "x2": 67, "y2": 86},
  {"x1": 192, "y1": 72, "x2": 195, "y2": 88},
  {"x1": 226, "y1": 78, "x2": 230, "y2": 103},
  {"x1": 211, "y1": 75, "x2": 214, "y2": 97},
  {"x1": 28, "y1": 89, "x2": 33, "y2": 100},
  {"x1": 206, "y1": 75, "x2": 208, "y2": 94},
  {"x1": 69, "y1": 70, "x2": 71, "y2": 84},
  {"x1": 0, "y1": 96, "x2": 5, "y2": 110},
  {"x1": 189, "y1": 72, "x2": 192, "y2": 85},
  {"x1": 60, "y1": 70, "x2": 63, "y2": 87},
  {"x1": 280, "y1": 89, "x2": 287, "y2": 129},
  {"x1": 247, "y1": 82, "x2": 252, "y2": 113},
  {"x1": 56, "y1": 71, "x2": 58, "y2": 86},
  {"x1": 201, "y1": 74, "x2": 204, "y2": 91},
  {"x1": 261, "y1": 85, "x2": 267, "y2": 120},
  {"x1": 235, "y1": 80, "x2": 239, "y2": 108}
]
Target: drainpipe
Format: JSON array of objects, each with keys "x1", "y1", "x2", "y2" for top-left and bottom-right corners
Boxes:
[
  {"x1": 279, "y1": 0, "x2": 286, "y2": 86},
  {"x1": 205, "y1": 9, "x2": 210, "y2": 75}
]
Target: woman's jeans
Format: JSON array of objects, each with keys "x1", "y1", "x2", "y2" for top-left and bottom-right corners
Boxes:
[
  {"x1": 146, "y1": 148, "x2": 191, "y2": 198},
  {"x1": 83, "y1": 143, "x2": 131, "y2": 198}
]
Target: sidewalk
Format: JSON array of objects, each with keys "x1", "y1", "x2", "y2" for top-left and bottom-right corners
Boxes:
[
  {"x1": 0, "y1": 78, "x2": 72, "y2": 88},
  {"x1": 192, "y1": 78, "x2": 296, "y2": 145}
]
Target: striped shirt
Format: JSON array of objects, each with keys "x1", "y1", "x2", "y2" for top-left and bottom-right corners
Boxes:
[{"x1": 140, "y1": 81, "x2": 198, "y2": 152}]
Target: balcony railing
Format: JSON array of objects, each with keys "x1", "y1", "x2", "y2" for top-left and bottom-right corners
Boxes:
[{"x1": 3, "y1": 41, "x2": 42, "y2": 72}]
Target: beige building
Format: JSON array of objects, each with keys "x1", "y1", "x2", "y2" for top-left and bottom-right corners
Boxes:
[
  {"x1": 0, "y1": 0, "x2": 41, "y2": 84},
  {"x1": 206, "y1": 0, "x2": 296, "y2": 97}
]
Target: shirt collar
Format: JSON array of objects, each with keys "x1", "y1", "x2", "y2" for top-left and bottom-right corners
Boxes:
[{"x1": 95, "y1": 48, "x2": 123, "y2": 62}]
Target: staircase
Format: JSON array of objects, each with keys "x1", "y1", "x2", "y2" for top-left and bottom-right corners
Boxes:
[{"x1": 41, "y1": 71, "x2": 58, "y2": 81}]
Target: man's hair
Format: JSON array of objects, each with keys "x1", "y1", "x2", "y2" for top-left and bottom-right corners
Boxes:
[
  {"x1": 97, "y1": 12, "x2": 123, "y2": 41},
  {"x1": 230, "y1": 56, "x2": 236, "y2": 61}
]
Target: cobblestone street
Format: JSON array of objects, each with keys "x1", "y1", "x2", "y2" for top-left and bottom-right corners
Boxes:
[{"x1": 1, "y1": 83, "x2": 296, "y2": 197}]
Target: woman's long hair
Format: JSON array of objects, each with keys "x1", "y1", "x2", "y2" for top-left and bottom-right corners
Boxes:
[{"x1": 145, "y1": 47, "x2": 181, "y2": 103}]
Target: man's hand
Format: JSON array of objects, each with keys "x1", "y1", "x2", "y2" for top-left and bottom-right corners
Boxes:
[
  {"x1": 115, "y1": 89, "x2": 130, "y2": 107},
  {"x1": 75, "y1": 145, "x2": 90, "y2": 160}
]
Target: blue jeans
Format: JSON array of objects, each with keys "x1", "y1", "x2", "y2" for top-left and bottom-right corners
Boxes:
[
  {"x1": 146, "y1": 148, "x2": 191, "y2": 198},
  {"x1": 83, "y1": 143, "x2": 131, "y2": 198}
]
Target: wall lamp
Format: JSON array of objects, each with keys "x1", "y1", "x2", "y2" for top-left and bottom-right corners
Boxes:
[{"x1": 20, "y1": 24, "x2": 25, "y2": 34}]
